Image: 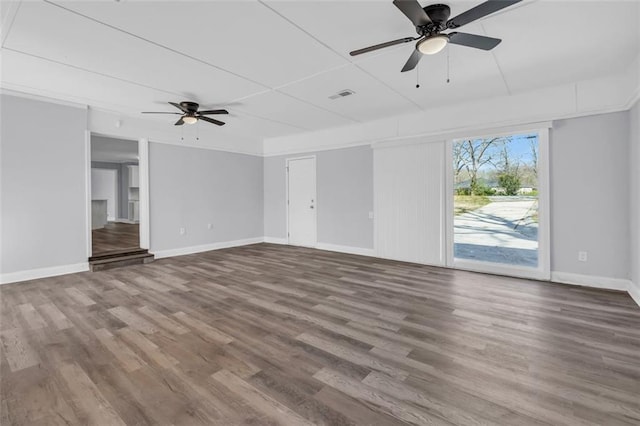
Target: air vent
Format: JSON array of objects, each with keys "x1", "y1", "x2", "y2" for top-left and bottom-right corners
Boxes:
[{"x1": 329, "y1": 89, "x2": 355, "y2": 100}]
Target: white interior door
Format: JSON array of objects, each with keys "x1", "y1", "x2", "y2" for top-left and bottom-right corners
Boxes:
[{"x1": 287, "y1": 157, "x2": 317, "y2": 247}]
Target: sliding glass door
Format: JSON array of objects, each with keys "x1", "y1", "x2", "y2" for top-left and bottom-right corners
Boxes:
[{"x1": 447, "y1": 128, "x2": 549, "y2": 279}]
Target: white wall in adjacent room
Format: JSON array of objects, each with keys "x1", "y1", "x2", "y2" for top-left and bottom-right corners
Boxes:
[{"x1": 91, "y1": 168, "x2": 118, "y2": 221}]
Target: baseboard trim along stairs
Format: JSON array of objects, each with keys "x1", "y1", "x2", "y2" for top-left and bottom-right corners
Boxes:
[{"x1": 89, "y1": 248, "x2": 154, "y2": 272}]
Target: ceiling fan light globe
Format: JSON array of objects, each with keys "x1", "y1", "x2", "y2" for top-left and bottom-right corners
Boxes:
[
  {"x1": 183, "y1": 116, "x2": 198, "y2": 125},
  {"x1": 417, "y1": 35, "x2": 448, "y2": 55}
]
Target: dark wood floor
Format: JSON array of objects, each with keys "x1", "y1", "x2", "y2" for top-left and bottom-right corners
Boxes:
[
  {"x1": 92, "y1": 222, "x2": 140, "y2": 255},
  {"x1": 1, "y1": 244, "x2": 639, "y2": 425}
]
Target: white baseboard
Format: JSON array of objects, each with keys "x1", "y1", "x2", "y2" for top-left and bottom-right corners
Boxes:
[
  {"x1": 551, "y1": 271, "x2": 630, "y2": 292},
  {"x1": 263, "y1": 237, "x2": 288, "y2": 245},
  {"x1": 0, "y1": 262, "x2": 89, "y2": 285},
  {"x1": 629, "y1": 282, "x2": 640, "y2": 307},
  {"x1": 115, "y1": 218, "x2": 136, "y2": 224},
  {"x1": 315, "y1": 242, "x2": 375, "y2": 257},
  {"x1": 152, "y1": 237, "x2": 264, "y2": 259},
  {"x1": 262, "y1": 238, "x2": 375, "y2": 257}
]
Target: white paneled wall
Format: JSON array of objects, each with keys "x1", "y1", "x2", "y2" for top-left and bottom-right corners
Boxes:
[{"x1": 374, "y1": 140, "x2": 445, "y2": 265}]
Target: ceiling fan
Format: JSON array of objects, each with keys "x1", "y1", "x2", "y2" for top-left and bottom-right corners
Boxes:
[
  {"x1": 142, "y1": 101, "x2": 228, "y2": 126},
  {"x1": 350, "y1": 0, "x2": 522, "y2": 72}
]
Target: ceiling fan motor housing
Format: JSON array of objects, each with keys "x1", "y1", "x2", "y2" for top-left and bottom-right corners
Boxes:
[
  {"x1": 420, "y1": 4, "x2": 451, "y2": 34},
  {"x1": 180, "y1": 101, "x2": 200, "y2": 113}
]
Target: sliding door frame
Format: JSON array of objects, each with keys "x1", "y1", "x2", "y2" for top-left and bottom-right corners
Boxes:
[{"x1": 444, "y1": 125, "x2": 551, "y2": 280}]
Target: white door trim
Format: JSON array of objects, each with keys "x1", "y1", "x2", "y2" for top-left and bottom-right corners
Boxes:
[
  {"x1": 138, "y1": 138, "x2": 150, "y2": 249},
  {"x1": 86, "y1": 134, "x2": 150, "y2": 255},
  {"x1": 84, "y1": 130, "x2": 92, "y2": 257},
  {"x1": 286, "y1": 155, "x2": 317, "y2": 247}
]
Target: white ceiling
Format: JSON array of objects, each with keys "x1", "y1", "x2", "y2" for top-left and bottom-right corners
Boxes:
[{"x1": 2, "y1": 0, "x2": 639, "y2": 150}]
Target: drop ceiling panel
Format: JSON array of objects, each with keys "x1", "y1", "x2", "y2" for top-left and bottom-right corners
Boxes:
[
  {"x1": 214, "y1": 112, "x2": 306, "y2": 140},
  {"x1": 51, "y1": 0, "x2": 348, "y2": 88},
  {"x1": 264, "y1": 0, "x2": 417, "y2": 61},
  {"x1": 278, "y1": 65, "x2": 420, "y2": 122},
  {"x1": 232, "y1": 90, "x2": 355, "y2": 131},
  {"x1": 4, "y1": 1, "x2": 265, "y2": 104},
  {"x1": 485, "y1": 1, "x2": 640, "y2": 92}
]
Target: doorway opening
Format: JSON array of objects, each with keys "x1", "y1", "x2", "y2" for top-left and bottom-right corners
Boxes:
[{"x1": 87, "y1": 135, "x2": 152, "y2": 269}]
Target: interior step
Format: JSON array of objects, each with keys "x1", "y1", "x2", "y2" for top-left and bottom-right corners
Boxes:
[
  {"x1": 89, "y1": 248, "x2": 148, "y2": 262},
  {"x1": 89, "y1": 250, "x2": 154, "y2": 272}
]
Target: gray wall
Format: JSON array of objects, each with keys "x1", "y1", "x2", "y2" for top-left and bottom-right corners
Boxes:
[
  {"x1": 1, "y1": 95, "x2": 88, "y2": 273},
  {"x1": 550, "y1": 111, "x2": 630, "y2": 279},
  {"x1": 630, "y1": 101, "x2": 640, "y2": 290},
  {"x1": 263, "y1": 146, "x2": 374, "y2": 249},
  {"x1": 149, "y1": 143, "x2": 263, "y2": 252}
]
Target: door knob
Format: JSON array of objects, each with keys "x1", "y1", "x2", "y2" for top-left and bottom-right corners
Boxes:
[{"x1": 310, "y1": 205, "x2": 314, "y2": 209}]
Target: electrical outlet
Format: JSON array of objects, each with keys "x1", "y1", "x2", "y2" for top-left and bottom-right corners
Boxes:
[
  {"x1": 578, "y1": 251, "x2": 587, "y2": 262},
  {"x1": 179, "y1": 227, "x2": 186, "y2": 235},
  {"x1": 207, "y1": 223, "x2": 213, "y2": 230}
]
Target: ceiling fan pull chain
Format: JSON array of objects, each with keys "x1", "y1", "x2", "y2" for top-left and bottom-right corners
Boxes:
[
  {"x1": 181, "y1": 125, "x2": 184, "y2": 142},
  {"x1": 196, "y1": 121, "x2": 200, "y2": 141},
  {"x1": 447, "y1": 45, "x2": 451, "y2": 84},
  {"x1": 416, "y1": 61, "x2": 420, "y2": 89}
]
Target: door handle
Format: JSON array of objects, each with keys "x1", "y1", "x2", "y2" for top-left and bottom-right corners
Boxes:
[{"x1": 310, "y1": 205, "x2": 314, "y2": 209}]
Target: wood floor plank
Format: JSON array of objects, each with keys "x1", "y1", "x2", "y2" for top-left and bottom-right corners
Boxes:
[
  {"x1": 211, "y1": 369, "x2": 315, "y2": 426},
  {"x1": 133, "y1": 276, "x2": 173, "y2": 293},
  {"x1": 94, "y1": 328, "x2": 146, "y2": 373},
  {"x1": 64, "y1": 287, "x2": 96, "y2": 306},
  {"x1": 38, "y1": 303, "x2": 73, "y2": 330},
  {"x1": 247, "y1": 297, "x2": 414, "y2": 355},
  {"x1": 109, "y1": 279, "x2": 141, "y2": 296},
  {"x1": 57, "y1": 362, "x2": 127, "y2": 426},
  {"x1": 0, "y1": 327, "x2": 40, "y2": 372},
  {"x1": 326, "y1": 295, "x2": 408, "y2": 320},
  {"x1": 312, "y1": 367, "x2": 450, "y2": 425},
  {"x1": 362, "y1": 371, "x2": 493, "y2": 426},
  {"x1": 117, "y1": 327, "x2": 179, "y2": 369},
  {"x1": 313, "y1": 385, "x2": 406, "y2": 426},
  {"x1": 17, "y1": 303, "x2": 49, "y2": 330},
  {"x1": 296, "y1": 332, "x2": 409, "y2": 380},
  {"x1": 137, "y1": 306, "x2": 189, "y2": 335},
  {"x1": 172, "y1": 311, "x2": 234, "y2": 344},
  {"x1": 107, "y1": 307, "x2": 158, "y2": 335}
]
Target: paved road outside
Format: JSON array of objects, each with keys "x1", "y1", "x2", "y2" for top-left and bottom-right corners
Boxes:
[{"x1": 454, "y1": 197, "x2": 538, "y2": 267}]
